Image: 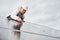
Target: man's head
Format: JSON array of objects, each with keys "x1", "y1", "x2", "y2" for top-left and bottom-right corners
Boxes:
[{"x1": 19, "y1": 5, "x2": 28, "y2": 15}]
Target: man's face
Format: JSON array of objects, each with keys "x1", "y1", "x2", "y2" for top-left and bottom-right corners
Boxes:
[{"x1": 20, "y1": 7, "x2": 26, "y2": 15}]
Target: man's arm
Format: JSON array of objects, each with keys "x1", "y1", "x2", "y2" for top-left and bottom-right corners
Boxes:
[{"x1": 9, "y1": 9, "x2": 22, "y2": 22}]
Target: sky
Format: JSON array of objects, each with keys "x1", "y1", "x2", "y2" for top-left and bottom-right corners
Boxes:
[{"x1": 0, "y1": 0, "x2": 60, "y2": 30}]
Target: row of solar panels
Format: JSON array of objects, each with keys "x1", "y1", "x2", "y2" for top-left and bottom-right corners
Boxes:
[{"x1": 0, "y1": 17, "x2": 60, "y2": 40}]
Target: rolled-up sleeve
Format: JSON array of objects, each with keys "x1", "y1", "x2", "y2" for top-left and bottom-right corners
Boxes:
[
  {"x1": 11, "y1": 15, "x2": 18, "y2": 20},
  {"x1": 10, "y1": 9, "x2": 19, "y2": 20}
]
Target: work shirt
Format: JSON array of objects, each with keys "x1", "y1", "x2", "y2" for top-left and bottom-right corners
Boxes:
[{"x1": 17, "y1": 12, "x2": 24, "y2": 20}]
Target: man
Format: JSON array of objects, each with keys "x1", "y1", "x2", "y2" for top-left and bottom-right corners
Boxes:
[{"x1": 7, "y1": 5, "x2": 28, "y2": 30}]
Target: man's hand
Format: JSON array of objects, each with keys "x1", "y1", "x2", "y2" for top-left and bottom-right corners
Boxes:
[
  {"x1": 16, "y1": 17, "x2": 22, "y2": 26},
  {"x1": 16, "y1": 17, "x2": 22, "y2": 23},
  {"x1": 23, "y1": 20, "x2": 25, "y2": 22}
]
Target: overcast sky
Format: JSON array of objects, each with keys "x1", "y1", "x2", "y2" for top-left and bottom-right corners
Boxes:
[{"x1": 0, "y1": 0, "x2": 60, "y2": 30}]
